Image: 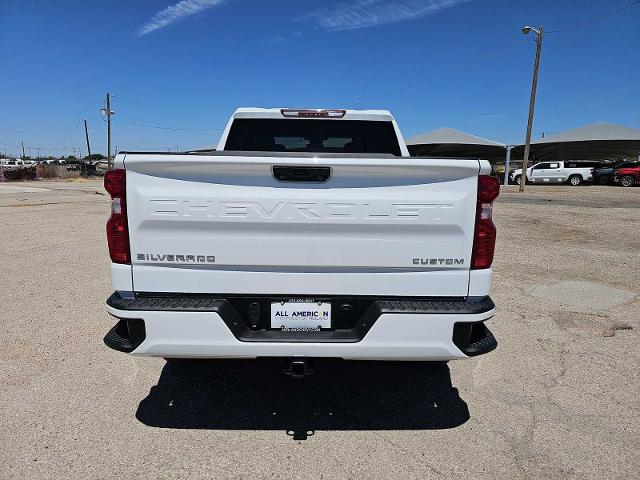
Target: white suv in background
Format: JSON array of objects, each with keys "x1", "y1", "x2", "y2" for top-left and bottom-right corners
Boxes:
[{"x1": 511, "y1": 160, "x2": 602, "y2": 186}]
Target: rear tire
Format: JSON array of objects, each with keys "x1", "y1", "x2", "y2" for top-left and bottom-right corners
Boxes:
[
  {"x1": 568, "y1": 175, "x2": 582, "y2": 186},
  {"x1": 515, "y1": 175, "x2": 521, "y2": 186},
  {"x1": 620, "y1": 175, "x2": 636, "y2": 187}
]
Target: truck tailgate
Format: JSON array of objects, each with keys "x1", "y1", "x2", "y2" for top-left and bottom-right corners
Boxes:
[{"x1": 123, "y1": 153, "x2": 480, "y2": 297}]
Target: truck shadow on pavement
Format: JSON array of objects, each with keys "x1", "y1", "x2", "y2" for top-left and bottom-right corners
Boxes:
[{"x1": 135, "y1": 359, "x2": 469, "y2": 439}]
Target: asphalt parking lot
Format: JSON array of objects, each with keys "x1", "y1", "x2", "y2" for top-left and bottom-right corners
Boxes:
[{"x1": 1, "y1": 179, "x2": 639, "y2": 479}]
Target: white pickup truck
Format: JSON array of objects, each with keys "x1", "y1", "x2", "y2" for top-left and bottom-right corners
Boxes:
[
  {"x1": 511, "y1": 160, "x2": 602, "y2": 186},
  {"x1": 103, "y1": 108, "x2": 499, "y2": 375}
]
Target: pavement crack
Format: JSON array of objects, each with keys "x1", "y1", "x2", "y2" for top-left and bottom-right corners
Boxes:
[{"x1": 371, "y1": 431, "x2": 447, "y2": 478}]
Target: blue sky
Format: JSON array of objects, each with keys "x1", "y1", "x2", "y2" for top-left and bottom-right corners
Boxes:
[{"x1": 1, "y1": 0, "x2": 639, "y2": 157}]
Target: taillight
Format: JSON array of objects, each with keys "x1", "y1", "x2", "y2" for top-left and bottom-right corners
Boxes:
[
  {"x1": 104, "y1": 169, "x2": 130, "y2": 264},
  {"x1": 471, "y1": 175, "x2": 500, "y2": 269}
]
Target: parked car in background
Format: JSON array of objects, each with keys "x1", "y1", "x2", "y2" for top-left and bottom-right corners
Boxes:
[
  {"x1": 592, "y1": 161, "x2": 639, "y2": 185},
  {"x1": 0, "y1": 159, "x2": 36, "y2": 169},
  {"x1": 64, "y1": 159, "x2": 99, "y2": 176},
  {"x1": 613, "y1": 164, "x2": 640, "y2": 187},
  {"x1": 511, "y1": 160, "x2": 604, "y2": 186}
]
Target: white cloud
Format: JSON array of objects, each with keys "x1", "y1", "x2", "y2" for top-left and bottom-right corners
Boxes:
[
  {"x1": 138, "y1": 0, "x2": 228, "y2": 36},
  {"x1": 298, "y1": 0, "x2": 471, "y2": 32}
]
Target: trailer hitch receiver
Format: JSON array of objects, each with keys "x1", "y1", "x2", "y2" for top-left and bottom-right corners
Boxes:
[{"x1": 283, "y1": 358, "x2": 315, "y2": 379}]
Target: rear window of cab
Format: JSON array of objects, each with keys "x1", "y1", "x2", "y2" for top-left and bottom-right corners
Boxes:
[{"x1": 224, "y1": 119, "x2": 402, "y2": 156}]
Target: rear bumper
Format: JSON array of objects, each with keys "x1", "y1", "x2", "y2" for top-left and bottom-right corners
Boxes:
[{"x1": 104, "y1": 293, "x2": 496, "y2": 361}]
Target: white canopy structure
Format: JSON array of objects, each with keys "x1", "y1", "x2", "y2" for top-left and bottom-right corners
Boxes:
[
  {"x1": 406, "y1": 128, "x2": 506, "y2": 147},
  {"x1": 532, "y1": 123, "x2": 640, "y2": 144},
  {"x1": 513, "y1": 123, "x2": 640, "y2": 162},
  {"x1": 406, "y1": 128, "x2": 507, "y2": 161}
]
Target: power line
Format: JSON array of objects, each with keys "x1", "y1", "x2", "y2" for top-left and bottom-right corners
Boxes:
[
  {"x1": 110, "y1": 93, "x2": 218, "y2": 123},
  {"x1": 20, "y1": 145, "x2": 82, "y2": 151},
  {"x1": 547, "y1": 0, "x2": 640, "y2": 34},
  {"x1": 114, "y1": 117, "x2": 223, "y2": 131},
  {"x1": 1, "y1": 141, "x2": 85, "y2": 153},
  {"x1": 0, "y1": 141, "x2": 23, "y2": 148},
  {"x1": 0, "y1": 123, "x2": 77, "y2": 134}
]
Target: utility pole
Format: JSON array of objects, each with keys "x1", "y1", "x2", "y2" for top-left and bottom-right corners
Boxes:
[
  {"x1": 101, "y1": 93, "x2": 114, "y2": 169},
  {"x1": 519, "y1": 25, "x2": 543, "y2": 192},
  {"x1": 503, "y1": 145, "x2": 512, "y2": 186},
  {"x1": 36, "y1": 147, "x2": 41, "y2": 159},
  {"x1": 84, "y1": 119, "x2": 91, "y2": 157},
  {"x1": 107, "y1": 93, "x2": 112, "y2": 168},
  {"x1": 21, "y1": 141, "x2": 25, "y2": 159}
]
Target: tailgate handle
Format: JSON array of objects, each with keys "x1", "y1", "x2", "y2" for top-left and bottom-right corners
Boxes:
[{"x1": 273, "y1": 165, "x2": 330, "y2": 183}]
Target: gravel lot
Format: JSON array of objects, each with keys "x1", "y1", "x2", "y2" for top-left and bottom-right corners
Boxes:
[{"x1": 1, "y1": 179, "x2": 639, "y2": 479}]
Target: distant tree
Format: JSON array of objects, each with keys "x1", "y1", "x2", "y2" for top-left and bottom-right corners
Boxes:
[{"x1": 86, "y1": 153, "x2": 107, "y2": 160}]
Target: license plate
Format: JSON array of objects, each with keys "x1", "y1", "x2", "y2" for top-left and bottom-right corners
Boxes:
[{"x1": 270, "y1": 300, "x2": 331, "y2": 331}]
